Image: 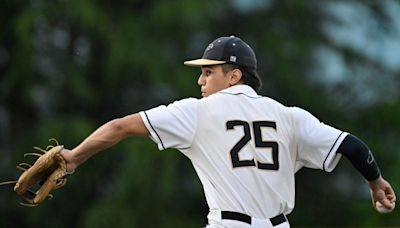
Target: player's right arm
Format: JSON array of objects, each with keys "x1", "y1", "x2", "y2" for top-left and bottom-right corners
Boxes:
[
  {"x1": 60, "y1": 113, "x2": 149, "y2": 172},
  {"x1": 336, "y1": 134, "x2": 396, "y2": 211},
  {"x1": 291, "y1": 107, "x2": 396, "y2": 212}
]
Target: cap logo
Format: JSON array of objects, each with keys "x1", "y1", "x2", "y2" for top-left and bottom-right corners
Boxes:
[
  {"x1": 230, "y1": 56, "x2": 237, "y2": 62},
  {"x1": 206, "y1": 43, "x2": 214, "y2": 51}
]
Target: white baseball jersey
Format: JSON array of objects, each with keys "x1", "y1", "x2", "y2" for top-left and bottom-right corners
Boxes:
[{"x1": 139, "y1": 84, "x2": 348, "y2": 219}]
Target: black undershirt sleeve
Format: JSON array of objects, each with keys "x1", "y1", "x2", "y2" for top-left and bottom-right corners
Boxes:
[{"x1": 336, "y1": 134, "x2": 381, "y2": 181}]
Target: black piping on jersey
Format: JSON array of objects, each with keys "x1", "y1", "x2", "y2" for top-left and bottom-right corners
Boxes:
[
  {"x1": 144, "y1": 111, "x2": 166, "y2": 150},
  {"x1": 218, "y1": 91, "x2": 262, "y2": 99},
  {"x1": 322, "y1": 132, "x2": 344, "y2": 171}
]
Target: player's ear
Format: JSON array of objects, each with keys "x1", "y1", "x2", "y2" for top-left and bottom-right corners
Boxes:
[{"x1": 229, "y1": 68, "x2": 242, "y2": 86}]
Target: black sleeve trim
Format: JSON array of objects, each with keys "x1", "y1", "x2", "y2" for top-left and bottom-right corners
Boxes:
[
  {"x1": 323, "y1": 132, "x2": 344, "y2": 171},
  {"x1": 144, "y1": 111, "x2": 166, "y2": 150},
  {"x1": 336, "y1": 134, "x2": 381, "y2": 181}
]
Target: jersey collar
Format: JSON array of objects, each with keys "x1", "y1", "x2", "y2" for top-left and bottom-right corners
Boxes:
[{"x1": 218, "y1": 84, "x2": 260, "y2": 98}]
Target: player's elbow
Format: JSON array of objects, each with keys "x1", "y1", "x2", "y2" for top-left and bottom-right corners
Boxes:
[
  {"x1": 108, "y1": 118, "x2": 129, "y2": 138},
  {"x1": 110, "y1": 114, "x2": 149, "y2": 137}
]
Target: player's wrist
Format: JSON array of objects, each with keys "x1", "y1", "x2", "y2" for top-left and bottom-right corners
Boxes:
[
  {"x1": 367, "y1": 175, "x2": 384, "y2": 189},
  {"x1": 60, "y1": 148, "x2": 78, "y2": 172}
]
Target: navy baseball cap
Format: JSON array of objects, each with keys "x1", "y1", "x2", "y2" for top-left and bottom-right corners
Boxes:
[{"x1": 184, "y1": 36, "x2": 257, "y2": 70}]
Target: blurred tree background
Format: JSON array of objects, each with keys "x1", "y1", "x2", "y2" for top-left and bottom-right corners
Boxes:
[{"x1": 1, "y1": 0, "x2": 399, "y2": 227}]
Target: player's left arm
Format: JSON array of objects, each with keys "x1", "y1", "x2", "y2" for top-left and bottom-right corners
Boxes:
[{"x1": 336, "y1": 134, "x2": 396, "y2": 211}]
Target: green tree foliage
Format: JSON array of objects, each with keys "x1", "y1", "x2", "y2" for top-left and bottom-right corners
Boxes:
[{"x1": 1, "y1": 0, "x2": 399, "y2": 227}]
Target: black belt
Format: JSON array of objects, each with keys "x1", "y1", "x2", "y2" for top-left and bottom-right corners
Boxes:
[{"x1": 221, "y1": 211, "x2": 287, "y2": 226}]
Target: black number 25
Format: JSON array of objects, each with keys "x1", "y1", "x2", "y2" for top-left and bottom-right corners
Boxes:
[{"x1": 226, "y1": 120, "x2": 279, "y2": 170}]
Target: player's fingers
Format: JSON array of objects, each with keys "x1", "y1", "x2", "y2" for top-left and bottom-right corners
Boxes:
[
  {"x1": 384, "y1": 186, "x2": 396, "y2": 202},
  {"x1": 387, "y1": 193, "x2": 396, "y2": 203},
  {"x1": 379, "y1": 198, "x2": 394, "y2": 209}
]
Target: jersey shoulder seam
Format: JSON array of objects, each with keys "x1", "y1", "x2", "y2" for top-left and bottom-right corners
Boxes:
[
  {"x1": 144, "y1": 111, "x2": 166, "y2": 150},
  {"x1": 322, "y1": 131, "x2": 344, "y2": 171}
]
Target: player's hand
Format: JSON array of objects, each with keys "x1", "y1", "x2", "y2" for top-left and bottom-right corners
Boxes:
[
  {"x1": 60, "y1": 148, "x2": 78, "y2": 173},
  {"x1": 368, "y1": 176, "x2": 396, "y2": 212}
]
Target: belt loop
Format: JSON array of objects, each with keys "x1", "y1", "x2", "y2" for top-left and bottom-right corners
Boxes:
[{"x1": 207, "y1": 209, "x2": 222, "y2": 223}]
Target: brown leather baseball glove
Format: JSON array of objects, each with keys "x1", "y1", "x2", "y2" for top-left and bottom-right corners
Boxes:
[{"x1": 0, "y1": 139, "x2": 72, "y2": 207}]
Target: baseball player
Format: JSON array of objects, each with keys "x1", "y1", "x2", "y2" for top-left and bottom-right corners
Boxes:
[{"x1": 60, "y1": 36, "x2": 396, "y2": 227}]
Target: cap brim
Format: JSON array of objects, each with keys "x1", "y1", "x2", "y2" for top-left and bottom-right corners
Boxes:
[{"x1": 184, "y1": 59, "x2": 226, "y2": 67}]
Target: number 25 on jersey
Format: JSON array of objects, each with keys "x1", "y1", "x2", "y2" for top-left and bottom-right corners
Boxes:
[{"x1": 226, "y1": 120, "x2": 279, "y2": 171}]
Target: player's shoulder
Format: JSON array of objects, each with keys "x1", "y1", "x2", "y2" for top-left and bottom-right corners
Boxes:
[
  {"x1": 286, "y1": 106, "x2": 321, "y2": 127},
  {"x1": 168, "y1": 97, "x2": 201, "y2": 107},
  {"x1": 171, "y1": 97, "x2": 199, "y2": 106},
  {"x1": 288, "y1": 106, "x2": 315, "y2": 117},
  {"x1": 251, "y1": 96, "x2": 315, "y2": 122},
  {"x1": 161, "y1": 97, "x2": 201, "y2": 113}
]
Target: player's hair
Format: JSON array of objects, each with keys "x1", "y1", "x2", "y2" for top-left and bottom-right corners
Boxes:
[{"x1": 221, "y1": 64, "x2": 263, "y2": 92}]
